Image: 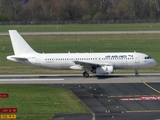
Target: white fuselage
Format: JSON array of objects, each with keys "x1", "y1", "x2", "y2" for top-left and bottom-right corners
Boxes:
[{"x1": 8, "y1": 52, "x2": 157, "y2": 71}]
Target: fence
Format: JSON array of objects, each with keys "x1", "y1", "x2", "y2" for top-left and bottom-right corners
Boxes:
[{"x1": 0, "y1": 19, "x2": 160, "y2": 25}]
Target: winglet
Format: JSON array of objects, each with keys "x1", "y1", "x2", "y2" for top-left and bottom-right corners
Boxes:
[{"x1": 9, "y1": 30, "x2": 36, "y2": 55}]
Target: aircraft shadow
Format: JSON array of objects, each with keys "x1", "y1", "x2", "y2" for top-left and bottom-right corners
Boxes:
[{"x1": 94, "y1": 75, "x2": 126, "y2": 79}]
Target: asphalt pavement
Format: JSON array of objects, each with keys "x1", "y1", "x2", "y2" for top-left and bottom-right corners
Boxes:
[
  {"x1": 1, "y1": 74, "x2": 160, "y2": 120},
  {"x1": 59, "y1": 83, "x2": 160, "y2": 120}
]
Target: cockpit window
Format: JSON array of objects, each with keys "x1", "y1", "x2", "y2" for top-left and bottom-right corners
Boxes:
[{"x1": 145, "y1": 56, "x2": 152, "y2": 59}]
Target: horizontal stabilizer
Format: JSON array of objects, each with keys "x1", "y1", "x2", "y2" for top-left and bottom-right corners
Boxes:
[{"x1": 7, "y1": 55, "x2": 28, "y2": 62}]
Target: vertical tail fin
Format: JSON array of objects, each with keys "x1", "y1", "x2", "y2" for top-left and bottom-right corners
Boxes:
[{"x1": 9, "y1": 30, "x2": 36, "y2": 55}]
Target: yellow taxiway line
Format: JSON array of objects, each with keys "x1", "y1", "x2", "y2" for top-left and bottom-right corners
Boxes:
[
  {"x1": 126, "y1": 110, "x2": 160, "y2": 113},
  {"x1": 143, "y1": 81, "x2": 160, "y2": 94}
]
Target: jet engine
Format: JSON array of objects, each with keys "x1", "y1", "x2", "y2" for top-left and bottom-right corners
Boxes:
[{"x1": 96, "y1": 66, "x2": 114, "y2": 74}]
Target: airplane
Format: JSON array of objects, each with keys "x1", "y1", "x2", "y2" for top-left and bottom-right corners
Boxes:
[{"x1": 7, "y1": 30, "x2": 157, "y2": 78}]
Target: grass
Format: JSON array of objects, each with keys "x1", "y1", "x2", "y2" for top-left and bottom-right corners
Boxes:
[
  {"x1": 0, "y1": 85, "x2": 90, "y2": 120},
  {"x1": 0, "y1": 23, "x2": 160, "y2": 32},
  {"x1": 0, "y1": 34, "x2": 159, "y2": 74}
]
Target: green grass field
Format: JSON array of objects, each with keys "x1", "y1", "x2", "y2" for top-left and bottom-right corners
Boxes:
[
  {"x1": 0, "y1": 85, "x2": 90, "y2": 120},
  {"x1": 0, "y1": 23, "x2": 160, "y2": 32},
  {"x1": 0, "y1": 34, "x2": 159, "y2": 74}
]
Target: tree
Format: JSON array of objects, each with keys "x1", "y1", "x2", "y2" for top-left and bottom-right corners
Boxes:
[
  {"x1": 58, "y1": 0, "x2": 88, "y2": 20},
  {"x1": 92, "y1": 5, "x2": 98, "y2": 16}
]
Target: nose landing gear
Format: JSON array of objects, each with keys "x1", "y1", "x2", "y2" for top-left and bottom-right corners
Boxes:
[{"x1": 135, "y1": 69, "x2": 139, "y2": 76}]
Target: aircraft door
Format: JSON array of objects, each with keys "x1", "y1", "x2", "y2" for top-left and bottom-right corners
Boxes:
[
  {"x1": 36, "y1": 55, "x2": 41, "y2": 66},
  {"x1": 135, "y1": 53, "x2": 140, "y2": 68},
  {"x1": 135, "y1": 53, "x2": 140, "y2": 63}
]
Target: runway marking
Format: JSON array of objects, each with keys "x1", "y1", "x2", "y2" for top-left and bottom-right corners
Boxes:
[
  {"x1": 108, "y1": 95, "x2": 158, "y2": 98},
  {"x1": 143, "y1": 81, "x2": 160, "y2": 94},
  {"x1": 0, "y1": 79, "x2": 64, "y2": 81},
  {"x1": 120, "y1": 96, "x2": 160, "y2": 101},
  {"x1": 126, "y1": 110, "x2": 160, "y2": 113},
  {"x1": 0, "y1": 75, "x2": 60, "y2": 77}
]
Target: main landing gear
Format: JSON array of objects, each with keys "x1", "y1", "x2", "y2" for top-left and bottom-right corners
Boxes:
[
  {"x1": 135, "y1": 69, "x2": 139, "y2": 76},
  {"x1": 83, "y1": 71, "x2": 89, "y2": 78}
]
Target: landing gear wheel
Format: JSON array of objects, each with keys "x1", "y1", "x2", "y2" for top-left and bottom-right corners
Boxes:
[
  {"x1": 135, "y1": 73, "x2": 139, "y2": 76},
  {"x1": 135, "y1": 69, "x2": 139, "y2": 76},
  {"x1": 83, "y1": 72, "x2": 89, "y2": 78}
]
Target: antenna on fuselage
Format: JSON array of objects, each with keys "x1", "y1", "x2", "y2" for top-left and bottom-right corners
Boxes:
[{"x1": 90, "y1": 48, "x2": 93, "y2": 52}]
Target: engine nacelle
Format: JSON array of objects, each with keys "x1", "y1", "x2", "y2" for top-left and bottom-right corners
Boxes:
[{"x1": 96, "y1": 66, "x2": 114, "y2": 74}]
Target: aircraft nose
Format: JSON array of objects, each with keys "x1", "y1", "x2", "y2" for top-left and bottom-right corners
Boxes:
[{"x1": 153, "y1": 60, "x2": 157, "y2": 66}]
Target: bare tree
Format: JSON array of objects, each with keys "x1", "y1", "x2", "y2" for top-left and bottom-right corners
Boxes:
[
  {"x1": 1, "y1": 0, "x2": 160, "y2": 21},
  {"x1": 58, "y1": 0, "x2": 87, "y2": 20}
]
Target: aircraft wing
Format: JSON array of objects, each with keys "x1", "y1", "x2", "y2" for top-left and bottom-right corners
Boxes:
[
  {"x1": 73, "y1": 61, "x2": 113, "y2": 70},
  {"x1": 74, "y1": 61, "x2": 99, "y2": 69}
]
